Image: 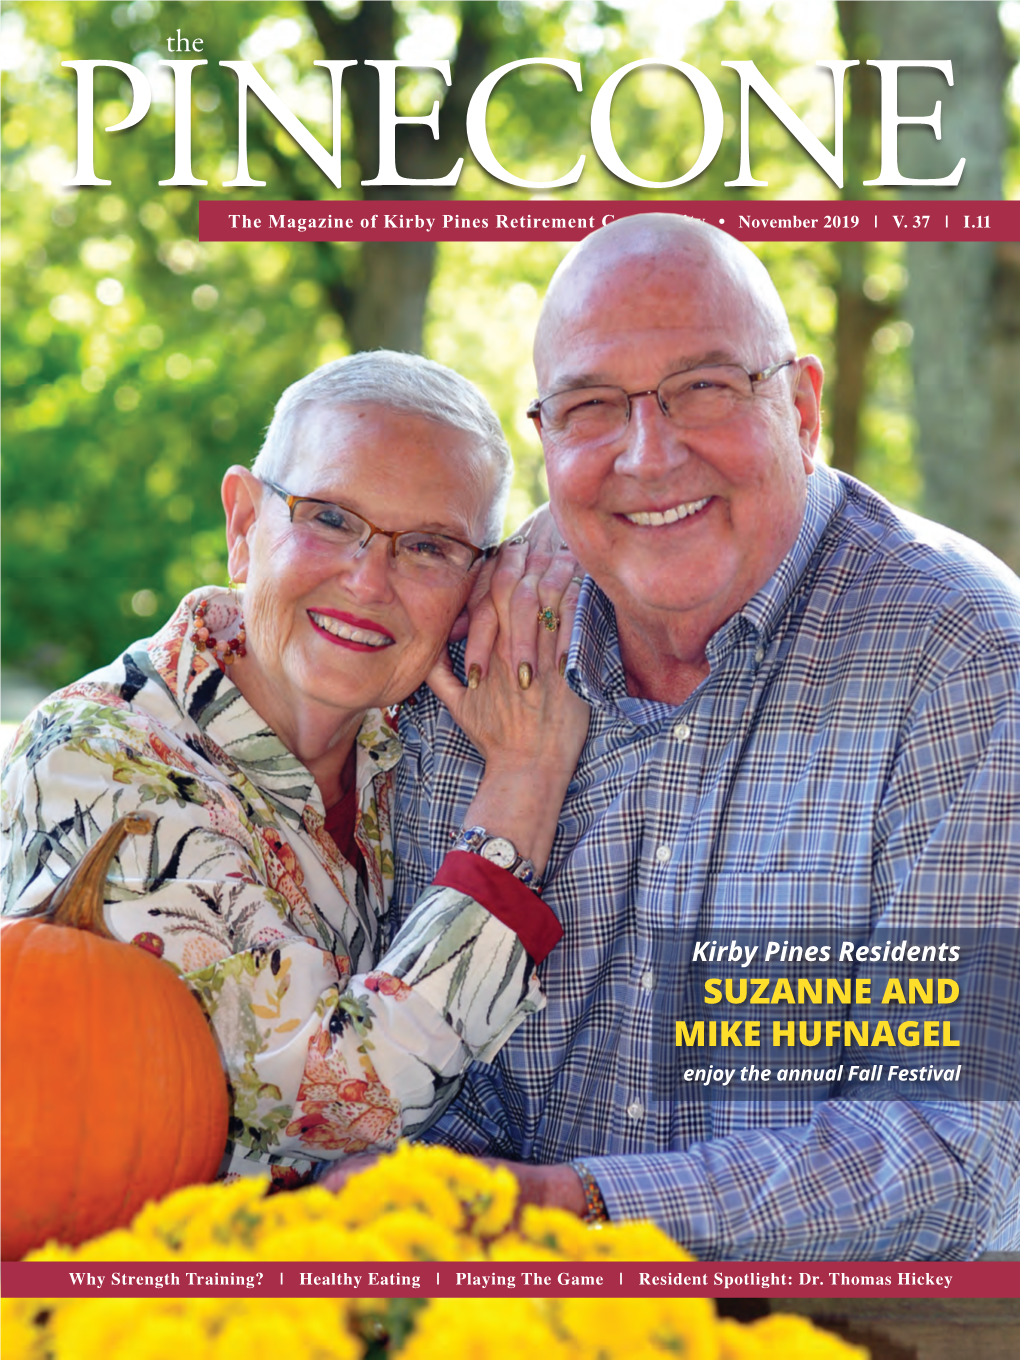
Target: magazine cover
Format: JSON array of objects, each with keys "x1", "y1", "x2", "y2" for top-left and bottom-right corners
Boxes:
[{"x1": 2, "y1": 2, "x2": 1019, "y2": 1356}]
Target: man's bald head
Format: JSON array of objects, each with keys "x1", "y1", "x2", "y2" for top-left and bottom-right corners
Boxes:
[{"x1": 535, "y1": 214, "x2": 795, "y2": 386}]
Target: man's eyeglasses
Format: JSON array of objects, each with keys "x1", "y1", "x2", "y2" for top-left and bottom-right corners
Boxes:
[
  {"x1": 262, "y1": 481, "x2": 497, "y2": 582},
  {"x1": 526, "y1": 360, "x2": 796, "y2": 446}
]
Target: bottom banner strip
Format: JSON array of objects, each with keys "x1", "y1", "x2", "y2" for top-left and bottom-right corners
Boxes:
[{"x1": 1, "y1": 1261, "x2": 1015, "y2": 1299}]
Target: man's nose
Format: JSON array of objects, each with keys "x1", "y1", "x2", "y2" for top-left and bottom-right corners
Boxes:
[{"x1": 612, "y1": 392, "x2": 690, "y2": 478}]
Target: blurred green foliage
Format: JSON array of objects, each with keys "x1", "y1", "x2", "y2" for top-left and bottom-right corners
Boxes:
[{"x1": 2, "y1": 0, "x2": 1007, "y2": 692}]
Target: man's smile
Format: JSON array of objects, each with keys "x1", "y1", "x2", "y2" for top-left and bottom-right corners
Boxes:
[{"x1": 622, "y1": 496, "x2": 712, "y2": 527}]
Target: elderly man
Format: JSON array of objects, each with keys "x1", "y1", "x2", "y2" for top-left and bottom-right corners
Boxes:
[{"x1": 395, "y1": 215, "x2": 1020, "y2": 1260}]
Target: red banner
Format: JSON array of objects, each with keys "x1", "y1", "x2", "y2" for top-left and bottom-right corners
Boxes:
[
  {"x1": 198, "y1": 198, "x2": 1016, "y2": 243},
  {"x1": 2, "y1": 1259, "x2": 1015, "y2": 1299}
]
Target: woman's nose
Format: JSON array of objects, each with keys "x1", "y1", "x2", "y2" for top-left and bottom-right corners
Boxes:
[{"x1": 340, "y1": 534, "x2": 396, "y2": 599}]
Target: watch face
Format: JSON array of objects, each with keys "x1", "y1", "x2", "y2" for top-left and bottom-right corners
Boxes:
[{"x1": 479, "y1": 836, "x2": 517, "y2": 869}]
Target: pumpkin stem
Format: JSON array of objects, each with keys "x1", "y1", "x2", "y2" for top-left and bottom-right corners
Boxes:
[{"x1": 30, "y1": 814, "x2": 154, "y2": 937}]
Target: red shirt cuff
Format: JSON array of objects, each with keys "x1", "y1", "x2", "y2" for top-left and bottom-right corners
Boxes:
[{"x1": 432, "y1": 851, "x2": 563, "y2": 965}]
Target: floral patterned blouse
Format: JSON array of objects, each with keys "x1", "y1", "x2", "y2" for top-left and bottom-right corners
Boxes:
[{"x1": 1, "y1": 589, "x2": 560, "y2": 1186}]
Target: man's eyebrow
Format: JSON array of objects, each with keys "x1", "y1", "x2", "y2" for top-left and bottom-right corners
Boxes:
[
  {"x1": 545, "y1": 370, "x2": 611, "y2": 391},
  {"x1": 546, "y1": 350, "x2": 746, "y2": 392}
]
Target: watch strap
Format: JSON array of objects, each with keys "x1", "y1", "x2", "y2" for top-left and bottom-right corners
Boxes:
[{"x1": 453, "y1": 825, "x2": 541, "y2": 891}]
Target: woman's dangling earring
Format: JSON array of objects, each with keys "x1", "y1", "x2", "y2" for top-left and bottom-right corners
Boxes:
[{"x1": 191, "y1": 583, "x2": 247, "y2": 665}]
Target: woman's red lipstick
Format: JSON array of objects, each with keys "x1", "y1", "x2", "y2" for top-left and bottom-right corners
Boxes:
[{"x1": 307, "y1": 608, "x2": 395, "y2": 651}]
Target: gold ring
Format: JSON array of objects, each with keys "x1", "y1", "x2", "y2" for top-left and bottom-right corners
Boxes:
[
  {"x1": 506, "y1": 535, "x2": 528, "y2": 546},
  {"x1": 538, "y1": 607, "x2": 560, "y2": 632},
  {"x1": 570, "y1": 576, "x2": 585, "y2": 585}
]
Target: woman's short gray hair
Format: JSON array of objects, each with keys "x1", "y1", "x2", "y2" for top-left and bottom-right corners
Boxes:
[{"x1": 251, "y1": 351, "x2": 513, "y2": 545}]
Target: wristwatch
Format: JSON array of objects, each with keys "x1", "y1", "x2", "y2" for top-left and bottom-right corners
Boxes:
[{"x1": 453, "y1": 825, "x2": 541, "y2": 891}]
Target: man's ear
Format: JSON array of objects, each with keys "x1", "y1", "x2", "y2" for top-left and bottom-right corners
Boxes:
[
  {"x1": 791, "y1": 356, "x2": 824, "y2": 470},
  {"x1": 221, "y1": 466, "x2": 262, "y2": 582}
]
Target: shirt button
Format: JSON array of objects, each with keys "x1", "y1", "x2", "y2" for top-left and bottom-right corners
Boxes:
[
  {"x1": 672, "y1": 722, "x2": 692, "y2": 743},
  {"x1": 754, "y1": 645, "x2": 765, "y2": 663},
  {"x1": 627, "y1": 1101, "x2": 645, "y2": 1121},
  {"x1": 641, "y1": 971, "x2": 655, "y2": 990},
  {"x1": 655, "y1": 845, "x2": 671, "y2": 863}
]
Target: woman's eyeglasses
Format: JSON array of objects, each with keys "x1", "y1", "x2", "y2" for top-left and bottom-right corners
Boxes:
[{"x1": 262, "y1": 481, "x2": 497, "y2": 583}]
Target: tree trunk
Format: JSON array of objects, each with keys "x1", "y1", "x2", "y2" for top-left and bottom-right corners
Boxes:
[
  {"x1": 304, "y1": 1, "x2": 497, "y2": 354},
  {"x1": 986, "y1": 243, "x2": 1020, "y2": 570},
  {"x1": 860, "y1": 2, "x2": 1018, "y2": 569},
  {"x1": 344, "y1": 239, "x2": 438, "y2": 354},
  {"x1": 830, "y1": 239, "x2": 892, "y2": 477},
  {"x1": 831, "y1": 3, "x2": 893, "y2": 477}
]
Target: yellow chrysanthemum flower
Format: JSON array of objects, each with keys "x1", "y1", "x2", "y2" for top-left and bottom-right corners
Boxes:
[
  {"x1": 579, "y1": 1219, "x2": 695, "y2": 1263},
  {"x1": 368, "y1": 1208, "x2": 475, "y2": 1261},
  {"x1": 725, "y1": 1315, "x2": 870, "y2": 1360},
  {"x1": 46, "y1": 1300, "x2": 205, "y2": 1360},
  {"x1": 252, "y1": 1223, "x2": 366, "y2": 1262},
  {"x1": 131, "y1": 1178, "x2": 268, "y2": 1253},
  {"x1": 552, "y1": 1295, "x2": 720, "y2": 1360},
  {"x1": 21, "y1": 1240, "x2": 75, "y2": 1263},
  {"x1": 395, "y1": 1145, "x2": 518, "y2": 1237},
  {"x1": 464, "y1": 1165, "x2": 519, "y2": 1239},
  {"x1": 65, "y1": 1228, "x2": 176, "y2": 1262},
  {"x1": 0, "y1": 1297, "x2": 51, "y2": 1360},
  {"x1": 398, "y1": 1298, "x2": 572, "y2": 1360},
  {"x1": 208, "y1": 1299, "x2": 360, "y2": 1360},
  {"x1": 394, "y1": 1143, "x2": 483, "y2": 1184},
  {"x1": 333, "y1": 1148, "x2": 466, "y2": 1232},
  {"x1": 515, "y1": 1205, "x2": 602, "y2": 1257},
  {"x1": 486, "y1": 1236, "x2": 567, "y2": 1264},
  {"x1": 716, "y1": 1318, "x2": 767, "y2": 1360},
  {"x1": 331, "y1": 1142, "x2": 519, "y2": 1239},
  {"x1": 177, "y1": 1244, "x2": 260, "y2": 1263},
  {"x1": 512, "y1": 1205, "x2": 693, "y2": 1264},
  {"x1": 255, "y1": 1185, "x2": 339, "y2": 1231}
]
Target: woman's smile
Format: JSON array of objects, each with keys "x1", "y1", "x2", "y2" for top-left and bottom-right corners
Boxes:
[{"x1": 307, "y1": 608, "x2": 396, "y2": 651}]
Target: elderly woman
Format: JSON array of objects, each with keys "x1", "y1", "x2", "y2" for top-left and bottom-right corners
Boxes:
[{"x1": 1, "y1": 351, "x2": 588, "y2": 1186}]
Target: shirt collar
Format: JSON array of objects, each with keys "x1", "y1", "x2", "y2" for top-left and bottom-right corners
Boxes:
[
  {"x1": 566, "y1": 462, "x2": 844, "y2": 710},
  {"x1": 145, "y1": 588, "x2": 403, "y2": 815},
  {"x1": 728, "y1": 460, "x2": 844, "y2": 653}
]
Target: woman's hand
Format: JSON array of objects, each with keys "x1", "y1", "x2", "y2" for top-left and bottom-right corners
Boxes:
[
  {"x1": 451, "y1": 504, "x2": 584, "y2": 690},
  {"x1": 318, "y1": 1153, "x2": 380, "y2": 1194},
  {"x1": 427, "y1": 550, "x2": 589, "y2": 878}
]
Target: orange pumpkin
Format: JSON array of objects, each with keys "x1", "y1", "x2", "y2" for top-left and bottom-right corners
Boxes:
[{"x1": 1, "y1": 815, "x2": 230, "y2": 1260}]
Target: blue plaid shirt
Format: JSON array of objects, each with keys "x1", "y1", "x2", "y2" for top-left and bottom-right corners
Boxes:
[{"x1": 394, "y1": 464, "x2": 1020, "y2": 1260}]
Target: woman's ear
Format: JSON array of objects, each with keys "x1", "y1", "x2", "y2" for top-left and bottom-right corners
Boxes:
[{"x1": 221, "y1": 466, "x2": 262, "y2": 583}]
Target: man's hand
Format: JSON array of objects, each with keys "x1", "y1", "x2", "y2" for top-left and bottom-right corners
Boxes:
[
  {"x1": 318, "y1": 1153, "x2": 587, "y2": 1229},
  {"x1": 316, "y1": 1153, "x2": 380, "y2": 1194},
  {"x1": 480, "y1": 1159, "x2": 587, "y2": 1219}
]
